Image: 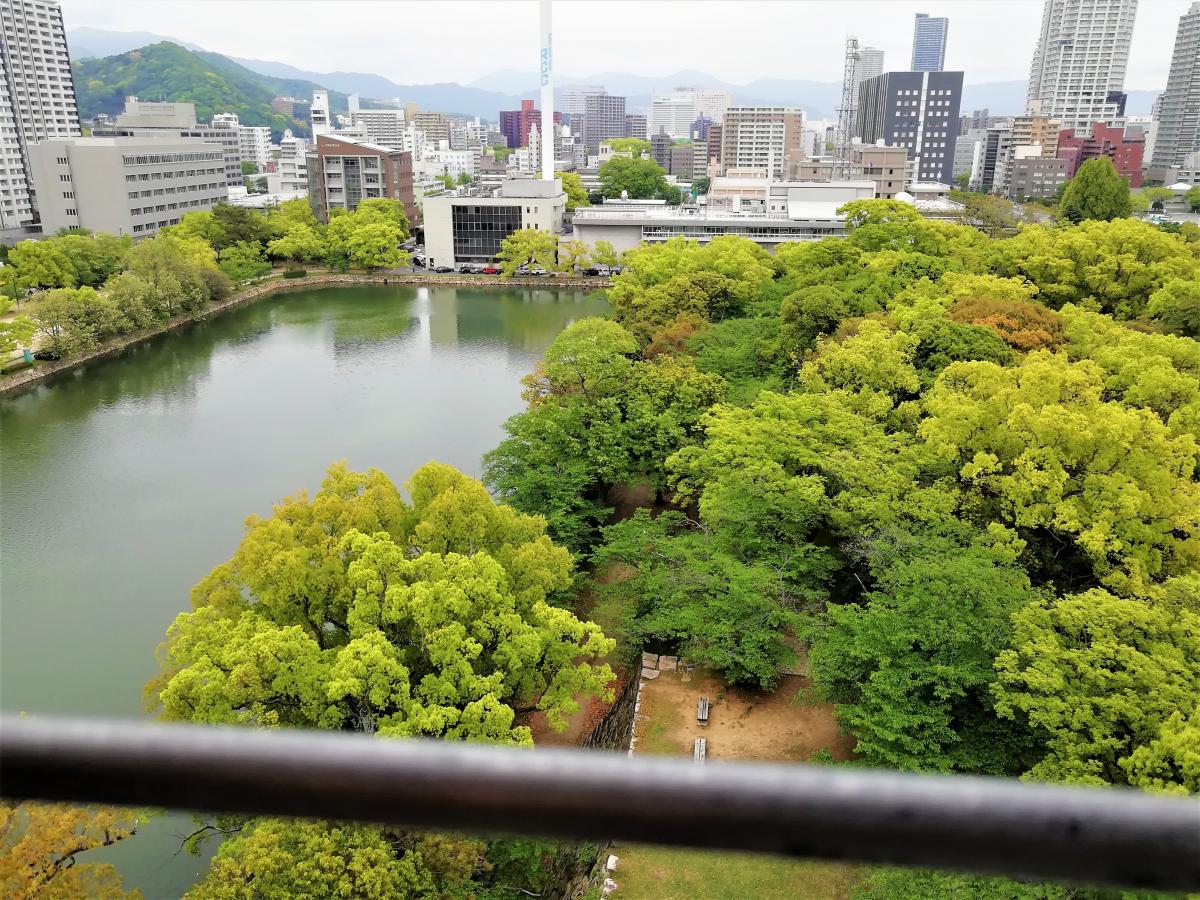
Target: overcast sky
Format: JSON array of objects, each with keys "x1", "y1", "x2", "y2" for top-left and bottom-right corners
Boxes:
[{"x1": 58, "y1": 0, "x2": 1187, "y2": 89}]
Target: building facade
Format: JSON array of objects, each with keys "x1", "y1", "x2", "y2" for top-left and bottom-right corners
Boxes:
[
  {"x1": 93, "y1": 99, "x2": 243, "y2": 188},
  {"x1": 559, "y1": 85, "x2": 606, "y2": 117},
  {"x1": 1151, "y1": 2, "x2": 1200, "y2": 171},
  {"x1": 499, "y1": 99, "x2": 561, "y2": 150},
  {"x1": 650, "y1": 95, "x2": 696, "y2": 140},
  {"x1": 1026, "y1": 0, "x2": 1138, "y2": 132},
  {"x1": 789, "y1": 143, "x2": 908, "y2": 199},
  {"x1": 856, "y1": 47, "x2": 885, "y2": 87},
  {"x1": 307, "y1": 133, "x2": 415, "y2": 224},
  {"x1": 720, "y1": 107, "x2": 805, "y2": 179},
  {"x1": 856, "y1": 71, "x2": 963, "y2": 185},
  {"x1": 26, "y1": 136, "x2": 227, "y2": 237},
  {"x1": 582, "y1": 93, "x2": 626, "y2": 155},
  {"x1": 413, "y1": 112, "x2": 449, "y2": 147},
  {"x1": 239, "y1": 124, "x2": 271, "y2": 169},
  {"x1": 349, "y1": 109, "x2": 407, "y2": 149},
  {"x1": 911, "y1": 14, "x2": 949, "y2": 71},
  {"x1": 272, "y1": 129, "x2": 308, "y2": 193},
  {"x1": 422, "y1": 178, "x2": 566, "y2": 267},
  {"x1": 624, "y1": 113, "x2": 648, "y2": 140},
  {"x1": 1007, "y1": 156, "x2": 1071, "y2": 199},
  {"x1": 695, "y1": 89, "x2": 732, "y2": 124},
  {"x1": 0, "y1": 0, "x2": 80, "y2": 237},
  {"x1": 1056, "y1": 121, "x2": 1144, "y2": 186}
]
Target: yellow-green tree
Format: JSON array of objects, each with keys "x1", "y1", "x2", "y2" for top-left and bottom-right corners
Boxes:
[
  {"x1": 150, "y1": 462, "x2": 614, "y2": 741},
  {"x1": 0, "y1": 801, "x2": 141, "y2": 899},
  {"x1": 496, "y1": 228, "x2": 559, "y2": 275}
]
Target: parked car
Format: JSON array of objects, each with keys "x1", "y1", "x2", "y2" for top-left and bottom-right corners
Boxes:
[
  {"x1": 458, "y1": 264, "x2": 476, "y2": 274},
  {"x1": 433, "y1": 265, "x2": 453, "y2": 274},
  {"x1": 482, "y1": 265, "x2": 501, "y2": 275},
  {"x1": 527, "y1": 267, "x2": 548, "y2": 276},
  {"x1": 412, "y1": 256, "x2": 426, "y2": 268}
]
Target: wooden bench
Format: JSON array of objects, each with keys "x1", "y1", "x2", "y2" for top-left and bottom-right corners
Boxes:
[
  {"x1": 697, "y1": 696, "x2": 710, "y2": 725},
  {"x1": 693, "y1": 737, "x2": 707, "y2": 763}
]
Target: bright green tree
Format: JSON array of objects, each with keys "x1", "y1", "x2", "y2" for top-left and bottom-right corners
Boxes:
[
  {"x1": 217, "y1": 241, "x2": 271, "y2": 282},
  {"x1": 603, "y1": 137, "x2": 650, "y2": 155},
  {"x1": 1148, "y1": 277, "x2": 1200, "y2": 338},
  {"x1": 920, "y1": 351, "x2": 1200, "y2": 597},
  {"x1": 994, "y1": 589, "x2": 1200, "y2": 788},
  {"x1": 0, "y1": 316, "x2": 36, "y2": 355},
  {"x1": 598, "y1": 156, "x2": 676, "y2": 200},
  {"x1": 150, "y1": 462, "x2": 614, "y2": 740},
  {"x1": 556, "y1": 171, "x2": 590, "y2": 211},
  {"x1": 496, "y1": 228, "x2": 559, "y2": 275},
  {"x1": 28, "y1": 287, "x2": 124, "y2": 358},
  {"x1": 9, "y1": 240, "x2": 75, "y2": 289},
  {"x1": 1058, "y1": 157, "x2": 1133, "y2": 223},
  {"x1": 591, "y1": 239, "x2": 620, "y2": 269},
  {"x1": 557, "y1": 238, "x2": 590, "y2": 272},
  {"x1": 344, "y1": 221, "x2": 406, "y2": 269},
  {"x1": 266, "y1": 223, "x2": 326, "y2": 263}
]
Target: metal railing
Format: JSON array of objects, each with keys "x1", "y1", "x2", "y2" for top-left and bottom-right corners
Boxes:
[{"x1": 2, "y1": 714, "x2": 1198, "y2": 892}]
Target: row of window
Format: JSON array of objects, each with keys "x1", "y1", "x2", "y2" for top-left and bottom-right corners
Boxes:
[
  {"x1": 124, "y1": 168, "x2": 223, "y2": 183},
  {"x1": 122, "y1": 151, "x2": 223, "y2": 166}
]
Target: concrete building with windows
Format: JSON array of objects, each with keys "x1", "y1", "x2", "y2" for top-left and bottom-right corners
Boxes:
[
  {"x1": 911, "y1": 14, "x2": 949, "y2": 71},
  {"x1": 559, "y1": 85, "x2": 606, "y2": 117},
  {"x1": 265, "y1": 129, "x2": 308, "y2": 195},
  {"x1": 1056, "y1": 121, "x2": 1144, "y2": 186},
  {"x1": 422, "y1": 178, "x2": 566, "y2": 268},
  {"x1": 210, "y1": 115, "x2": 272, "y2": 171},
  {"x1": 500, "y1": 99, "x2": 561, "y2": 150},
  {"x1": 1151, "y1": 2, "x2": 1200, "y2": 173},
  {"x1": 720, "y1": 107, "x2": 805, "y2": 179},
  {"x1": 624, "y1": 113, "x2": 648, "y2": 140},
  {"x1": 0, "y1": 0, "x2": 81, "y2": 239},
  {"x1": 582, "y1": 93, "x2": 627, "y2": 155},
  {"x1": 413, "y1": 112, "x2": 449, "y2": 147},
  {"x1": 651, "y1": 95, "x2": 697, "y2": 140},
  {"x1": 788, "y1": 142, "x2": 908, "y2": 199},
  {"x1": 954, "y1": 130, "x2": 985, "y2": 189},
  {"x1": 93, "y1": 99, "x2": 243, "y2": 188},
  {"x1": 1026, "y1": 0, "x2": 1138, "y2": 132},
  {"x1": 695, "y1": 89, "x2": 732, "y2": 124},
  {"x1": 26, "y1": 136, "x2": 227, "y2": 237},
  {"x1": 856, "y1": 48, "x2": 885, "y2": 88},
  {"x1": 1007, "y1": 156, "x2": 1071, "y2": 199},
  {"x1": 307, "y1": 132, "x2": 415, "y2": 224},
  {"x1": 348, "y1": 109, "x2": 407, "y2": 149},
  {"x1": 572, "y1": 182, "x2": 873, "y2": 253},
  {"x1": 856, "y1": 71, "x2": 963, "y2": 185}
]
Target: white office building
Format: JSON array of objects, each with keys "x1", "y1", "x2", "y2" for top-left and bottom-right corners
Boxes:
[
  {"x1": 26, "y1": 136, "x2": 228, "y2": 237},
  {"x1": 311, "y1": 89, "x2": 332, "y2": 136},
  {"x1": 211, "y1": 114, "x2": 271, "y2": 170},
  {"x1": 0, "y1": 0, "x2": 81, "y2": 238},
  {"x1": 266, "y1": 128, "x2": 308, "y2": 195},
  {"x1": 423, "y1": 177, "x2": 566, "y2": 268},
  {"x1": 92, "y1": 99, "x2": 244, "y2": 188},
  {"x1": 695, "y1": 88, "x2": 733, "y2": 124},
  {"x1": 650, "y1": 95, "x2": 697, "y2": 140},
  {"x1": 558, "y1": 85, "x2": 606, "y2": 117},
  {"x1": 1027, "y1": 0, "x2": 1139, "y2": 131}
]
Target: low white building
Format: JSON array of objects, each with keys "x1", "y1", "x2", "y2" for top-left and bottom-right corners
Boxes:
[
  {"x1": 423, "y1": 178, "x2": 567, "y2": 268},
  {"x1": 27, "y1": 136, "x2": 229, "y2": 237}
]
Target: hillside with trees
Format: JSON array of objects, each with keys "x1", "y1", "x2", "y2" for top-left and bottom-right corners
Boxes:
[{"x1": 73, "y1": 42, "x2": 348, "y2": 139}]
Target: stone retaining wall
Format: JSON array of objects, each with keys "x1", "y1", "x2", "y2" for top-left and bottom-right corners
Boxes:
[{"x1": 0, "y1": 273, "x2": 611, "y2": 399}]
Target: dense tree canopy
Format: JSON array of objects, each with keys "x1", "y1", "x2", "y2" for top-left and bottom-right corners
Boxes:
[
  {"x1": 1058, "y1": 157, "x2": 1133, "y2": 224},
  {"x1": 598, "y1": 156, "x2": 681, "y2": 203}
]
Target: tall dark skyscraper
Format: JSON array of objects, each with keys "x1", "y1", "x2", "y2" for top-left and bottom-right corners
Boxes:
[
  {"x1": 911, "y1": 13, "x2": 949, "y2": 72},
  {"x1": 857, "y1": 70, "x2": 963, "y2": 184}
]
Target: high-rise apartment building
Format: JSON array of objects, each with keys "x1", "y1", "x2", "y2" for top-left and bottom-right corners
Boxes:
[
  {"x1": 413, "y1": 112, "x2": 449, "y2": 148},
  {"x1": 582, "y1": 93, "x2": 626, "y2": 155},
  {"x1": 911, "y1": 14, "x2": 949, "y2": 71},
  {"x1": 272, "y1": 129, "x2": 308, "y2": 193},
  {"x1": 650, "y1": 131, "x2": 672, "y2": 169},
  {"x1": 558, "y1": 85, "x2": 606, "y2": 117},
  {"x1": 1027, "y1": 0, "x2": 1138, "y2": 132},
  {"x1": 1011, "y1": 113, "x2": 1061, "y2": 157},
  {"x1": 26, "y1": 136, "x2": 228, "y2": 237},
  {"x1": 857, "y1": 71, "x2": 963, "y2": 184},
  {"x1": 1151, "y1": 2, "x2": 1200, "y2": 171},
  {"x1": 856, "y1": 48, "x2": 885, "y2": 87},
  {"x1": 624, "y1": 114, "x2": 648, "y2": 140},
  {"x1": 0, "y1": 0, "x2": 80, "y2": 236},
  {"x1": 92, "y1": 99, "x2": 243, "y2": 188},
  {"x1": 499, "y1": 99, "x2": 560, "y2": 149},
  {"x1": 307, "y1": 133, "x2": 415, "y2": 224},
  {"x1": 212, "y1": 115, "x2": 271, "y2": 170},
  {"x1": 720, "y1": 107, "x2": 805, "y2": 178},
  {"x1": 310, "y1": 90, "x2": 332, "y2": 135},
  {"x1": 349, "y1": 109, "x2": 407, "y2": 149}
]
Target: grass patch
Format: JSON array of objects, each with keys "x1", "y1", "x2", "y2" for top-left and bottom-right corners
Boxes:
[
  {"x1": 612, "y1": 845, "x2": 862, "y2": 900},
  {"x1": 635, "y1": 687, "x2": 685, "y2": 756}
]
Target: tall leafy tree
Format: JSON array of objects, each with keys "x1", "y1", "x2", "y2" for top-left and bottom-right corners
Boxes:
[
  {"x1": 1058, "y1": 157, "x2": 1133, "y2": 224},
  {"x1": 150, "y1": 462, "x2": 614, "y2": 740},
  {"x1": 496, "y1": 228, "x2": 559, "y2": 275},
  {"x1": 598, "y1": 156, "x2": 679, "y2": 201}
]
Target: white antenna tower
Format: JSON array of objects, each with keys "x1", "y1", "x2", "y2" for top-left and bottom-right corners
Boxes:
[{"x1": 834, "y1": 36, "x2": 860, "y2": 179}]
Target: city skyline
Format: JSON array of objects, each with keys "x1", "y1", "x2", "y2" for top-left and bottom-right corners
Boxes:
[{"x1": 56, "y1": 0, "x2": 1183, "y2": 91}]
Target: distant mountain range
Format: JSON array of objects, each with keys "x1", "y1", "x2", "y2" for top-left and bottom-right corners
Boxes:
[{"x1": 66, "y1": 27, "x2": 1159, "y2": 123}]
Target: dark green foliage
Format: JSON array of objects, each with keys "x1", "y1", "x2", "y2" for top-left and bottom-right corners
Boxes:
[
  {"x1": 594, "y1": 511, "x2": 814, "y2": 687},
  {"x1": 73, "y1": 42, "x2": 346, "y2": 139},
  {"x1": 907, "y1": 317, "x2": 1013, "y2": 383},
  {"x1": 690, "y1": 316, "x2": 787, "y2": 402}
]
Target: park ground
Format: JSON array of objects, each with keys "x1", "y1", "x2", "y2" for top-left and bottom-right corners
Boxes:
[{"x1": 613, "y1": 666, "x2": 864, "y2": 899}]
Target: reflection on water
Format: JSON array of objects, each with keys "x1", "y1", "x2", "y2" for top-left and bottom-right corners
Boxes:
[{"x1": 0, "y1": 284, "x2": 608, "y2": 897}]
